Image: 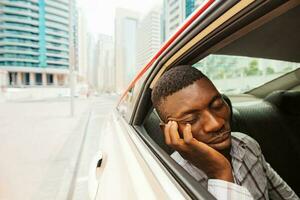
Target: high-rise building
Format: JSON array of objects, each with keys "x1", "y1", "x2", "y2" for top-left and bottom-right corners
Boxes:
[
  {"x1": 0, "y1": 0, "x2": 73, "y2": 87},
  {"x1": 185, "y1": 0, "x2": 195, "y2": 18},
  {"x1": 163, "y1": 0, "x2": 203, "y2": 41},
  {"x1": 77, "y1": 8, "x2": 88, "y2": 84},
  {"x1": 137, "y1": 6, "x2": 161, "y2": 70},
  {"x1": 85, "y1": 34, "x2": 114, "y2": 93},
  {"x1": 114, "y1": 8, "x2": 139, "y2": 93},
  {"x1": 69, "y1": 0, "x2": 78, "y2": 73},
  {"x1": 94, "y1": 34, "x2": 114, "y2": 92},
  {"x1": 86, "y1": 34, "x2": 97, "y2": 88},
  {"x1": 195, "y1": 0, "x2": 206, "y2": 9},
  {"x1": 163, "y1": 0, "x2": 185, "y2": 40}
]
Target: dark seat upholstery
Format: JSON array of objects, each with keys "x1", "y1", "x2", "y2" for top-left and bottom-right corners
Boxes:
[
  {"x1": 143, "y1": 109, "x2": 174, "y2": 155},
  {"x1": 231, "y1": 91, "x2": 300, "y2": 194},
  {"x1": 143, "y1": 91, "x2": 300, "y2": 194}
]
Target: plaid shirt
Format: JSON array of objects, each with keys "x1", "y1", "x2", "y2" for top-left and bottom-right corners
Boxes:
[{"x1": 171, "y1": 132, "x2": 299, "y2": 200}]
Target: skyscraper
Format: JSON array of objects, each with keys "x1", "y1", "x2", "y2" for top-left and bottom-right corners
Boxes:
[
  {"x1": 86, "y1": 34, "x2": 97, "y2": 89},
  {"x1": 0, "y1": 0, "x2": 73, "y2": 87},
  {"x1": 195, "y1": 0, "x2": 206, "y2": 9},
  {"x1": 77, "y1": 8, "x2": 88, "y2": 84},
  {"x1": 163, "y1": 0, "x2": 203, "y2": 41},
  {"x1": 137, "y1": 6, "x2": 161, "y2": 70},
  {"x1": 69, "y1": 0, "x2": 78, "y2": 73},
  {"x1": 163, "y1": 0, "x2": 185, "y2": 40},
  {"x1": 114, "y1": 8, "x2": 139, "y2": 93},
  {"x1": 94, "y1": 34, "x2": 114, "y2": 92}
]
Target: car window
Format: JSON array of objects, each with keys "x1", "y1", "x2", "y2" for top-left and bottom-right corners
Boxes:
[
  {"x1": 193, "y1": 54, "x2": 300, "y2": 94},
  {"x1": 139, "y1": 1, "x2": 300, "y2": 199}
]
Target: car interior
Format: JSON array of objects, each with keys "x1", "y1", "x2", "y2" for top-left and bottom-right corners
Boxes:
[{"x1": 130, "y1": 0, "x2": 300, "y2": 197}]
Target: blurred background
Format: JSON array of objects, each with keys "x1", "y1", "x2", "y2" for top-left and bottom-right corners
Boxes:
[
  {"x1": 1, "y1": 0, "x2": 297, "y2": 199},
  {"x1": 0, "y1": 1, "x2": 207, "y2": 199},
  {"x1": 0, "y1": 0, "x2": 296, "y2": 99},
  {"x1": 0, "y1": 0, "x2": 207, "y2": 99}
]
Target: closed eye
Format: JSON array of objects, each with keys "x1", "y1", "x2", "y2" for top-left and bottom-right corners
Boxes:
[
  {"x1": 210, "y1": 98, "x2": 224, "y2": 110},
  {"x1": 180, "y1": 117, "x2": 198, "y2": 125}
]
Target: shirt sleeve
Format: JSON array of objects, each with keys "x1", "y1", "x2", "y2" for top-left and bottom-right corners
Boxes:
[
  {"x1": 208, "y1": 179, "x2": 253, "y2": 200},
  {"x1": 261, "y1": 155, "x2": 299, "y2": 200}
]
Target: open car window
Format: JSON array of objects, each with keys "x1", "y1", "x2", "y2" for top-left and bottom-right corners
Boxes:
[
  {"x1": 193, "y1": 55, "x2": 300, "y2": 95},
  {"x1": 132, "y1": 0, "x2": 300, "y2": 199}
]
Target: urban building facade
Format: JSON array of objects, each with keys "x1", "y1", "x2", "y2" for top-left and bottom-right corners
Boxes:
[
  {"x1": 194, "y1": 0, "x2": 205, "y2": 8},
  {"x1": 137, "y1": 6, "x2": 161, "y2": 71},
  {"x1": 0, "y1": 0, "x2": 74, "y2": 87},
  {"x1": 77, "y1": 8, "x2": 88, "y2": 84},
  {"x1": 95, "y1": 34, "x2": 114, "y2": 93},
  {"x1": 69, "y1": 0, "x2": 78, "y2": 73},
  {"x1": 86, "y1": 34, "x2": 97, "y2": 89},
  {"x1": 163, "y1": 0, "x2": 185, "y2": 40},
  {"x1": 114, "y1": 8, "x2": 139, "y2": 93},
  {"x1": 162, "y1": 0, "x2": 204, "y2": 41}
]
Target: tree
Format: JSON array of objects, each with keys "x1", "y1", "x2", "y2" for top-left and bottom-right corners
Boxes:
[
  {"x1": 244, "y1": 60, "x2": 261, "y2": 76},
  {"x1": 266, "y1": 66, "x2": 275, "y2": 75}
]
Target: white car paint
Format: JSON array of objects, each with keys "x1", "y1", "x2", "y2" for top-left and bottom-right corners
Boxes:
[{"x1": 89, "y1": 111, "x2": 191, "y2": 200}]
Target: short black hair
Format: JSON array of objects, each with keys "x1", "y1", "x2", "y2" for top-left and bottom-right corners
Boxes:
[{"x1": 151, "y1": 65, "x2": 206, "y2": 121}]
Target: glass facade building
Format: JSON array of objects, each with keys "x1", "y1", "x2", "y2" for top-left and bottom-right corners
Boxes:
[
  {"x1": 185, "y1": 0, "x2": 195, "y2": 18},
  {"x1": 163, "y1": 0, "x2": 205, "y2": 41},
  {"x1": 0, "y1": 0, "x2": 71, "y2": 86},
  {"x1": 114, "y1": 8, "x2": 139, "y2": 92}
]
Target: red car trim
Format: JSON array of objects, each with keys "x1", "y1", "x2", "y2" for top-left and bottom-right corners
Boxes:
[{"x1": 119, "y1": 0, "x2": 215, "y2": 104}]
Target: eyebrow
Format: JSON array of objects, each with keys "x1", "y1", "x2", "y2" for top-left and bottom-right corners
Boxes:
[{"x1": 168, "y1": 93, "x2": 222, "y2": 121}]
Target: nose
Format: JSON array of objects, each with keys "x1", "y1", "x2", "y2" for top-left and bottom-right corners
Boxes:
[{"x1": 201, "y1": 109, "x2": 224, "y2": 133}]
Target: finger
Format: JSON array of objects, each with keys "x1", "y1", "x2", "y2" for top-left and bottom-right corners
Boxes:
[
  {"x1": 182, "y1": 124, "x2": 205, "y2": 152},
  {"x1": 162, "y1": 121, "x2": 171, "y2": 145},
  {"x1": 183, "y1": 123, "x2": 193, "y2": 144},
  {"x1": 169, "y1": 121, "x2": 181, "y2": 144},
  {"x1": 189, "y1": 138, "x2": 212, "y2": 155},
  {"x1": 181, "y1": 124, "x2": 211, "y2": 153},
  {"x1": 176, "y1": 143, "x2": 190, "y2": 152}
]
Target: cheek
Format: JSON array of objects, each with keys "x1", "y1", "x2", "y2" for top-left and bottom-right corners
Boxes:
[
  {"x1": 178, "y1": 123, "x2": 203, "y2": 140},
  {"x1": 222, "y1": 104, "x2": 231, "y2": 122},
  {"x1": 191, "y1": 122, "x2": 206, "y2": 141},
  {"x1": 215, "y1": 102, "x2": 231, "y2": 122}
]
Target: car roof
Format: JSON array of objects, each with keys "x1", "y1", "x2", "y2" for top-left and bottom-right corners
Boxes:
[{"x1": 217, "y1": 2, "x2": 300, "y2": 63}]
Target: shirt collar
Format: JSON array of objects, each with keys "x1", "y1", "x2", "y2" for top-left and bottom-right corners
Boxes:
[{"x1": 230, "y1": 133, "x2": 247, "y2": 162}]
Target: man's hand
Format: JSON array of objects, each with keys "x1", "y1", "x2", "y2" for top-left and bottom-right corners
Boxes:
[{"x1": 163, "y1": 121, "x2": 233, "y2": 182}]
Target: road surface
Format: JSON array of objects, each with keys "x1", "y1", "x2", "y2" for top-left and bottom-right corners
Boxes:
[{"x1": 0, "y1": 95, "x2": 118, "y2": 200}]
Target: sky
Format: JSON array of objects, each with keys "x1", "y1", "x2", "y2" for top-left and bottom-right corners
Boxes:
[{"x1": 77, "y1": 0, "x2": 162, "y2": 36}]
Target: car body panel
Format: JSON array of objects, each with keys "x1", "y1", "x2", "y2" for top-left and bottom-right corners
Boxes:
[
  {"x1": 90, "y1": 111, "x2": 191, "y2": 200},
  {"x1": 91, "y1": 0, "x2": 300, "y2": 199}
]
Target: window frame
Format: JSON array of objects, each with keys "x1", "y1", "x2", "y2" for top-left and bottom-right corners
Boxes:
[{"x1": 120, "y1": 0, "x2": 299, "y2": 199}]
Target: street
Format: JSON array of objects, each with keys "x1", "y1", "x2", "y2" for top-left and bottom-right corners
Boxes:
[{"x1": 0, "y1": 95, "x2": 118, "y2": 200}]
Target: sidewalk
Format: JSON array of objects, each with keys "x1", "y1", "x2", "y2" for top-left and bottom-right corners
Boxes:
[{"x1": 0, "y1": 98, "x2": 92, "y2": 200}]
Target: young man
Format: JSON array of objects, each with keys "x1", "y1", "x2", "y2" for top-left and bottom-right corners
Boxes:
[{"x1": 151, "y1": 65, "x2": 298, "y2": 200}]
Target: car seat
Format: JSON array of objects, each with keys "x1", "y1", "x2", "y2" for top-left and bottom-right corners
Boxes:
[{"x1": 143, "y1": 90, "x2": 300, "y2": 194}]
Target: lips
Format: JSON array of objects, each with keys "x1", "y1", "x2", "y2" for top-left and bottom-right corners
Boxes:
[{"x1": 207, "y1": 131, "x2": 231, "y2": 144}]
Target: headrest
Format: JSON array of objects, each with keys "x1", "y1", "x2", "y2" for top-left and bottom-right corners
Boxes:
[{"x1": 265, "y1": 90, "x2": 300, "y2": 115}]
